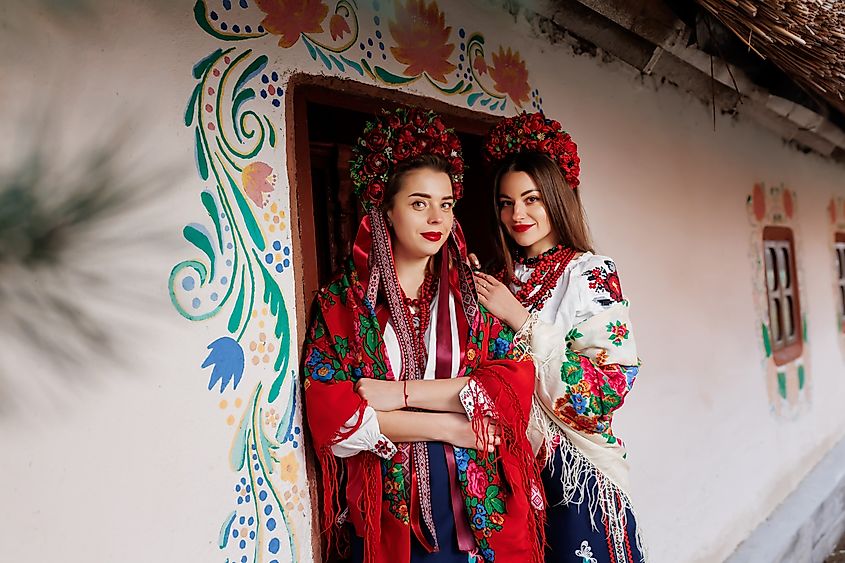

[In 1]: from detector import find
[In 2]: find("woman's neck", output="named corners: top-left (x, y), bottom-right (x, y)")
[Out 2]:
top-left (525, 235), bottom-right (561, 259)
top-left (393, 249), bottom-right (430, 299)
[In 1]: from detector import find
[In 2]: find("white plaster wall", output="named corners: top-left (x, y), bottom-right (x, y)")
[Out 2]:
top-left (2, 2), bottom-right (845, 563)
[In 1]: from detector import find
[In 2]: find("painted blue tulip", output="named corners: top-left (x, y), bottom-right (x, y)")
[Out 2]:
top-left (202, 336), bottom-right (245, 392)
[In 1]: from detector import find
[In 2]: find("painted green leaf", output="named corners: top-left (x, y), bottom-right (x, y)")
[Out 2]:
top-left (467, 93), bottom-right (484, 107)
top-left (329, 54), bottom-right (344, 71)
top-left (192, 47), bottom-right (223, 79)
top-left (183, 225), bottom-right (215, 281)
top-left (777, 371), bottom-right (787, 399)
top-left (490, 101), bottom-right (499, 111)
top-left (200, 191), bottom-right (223, 253)
top-left (480, 98), bottom-right (490, 106)
top-left (264, 116), bottom-right (276, 147)
top-left (255, 257), bottom-right (291, 403)
top-left (303, 37), bottom-right (318, 61)
top-left (436, 80), bottom-right (465, 95)
top-left (257, 413), bottom-right (276, 474)
top-left (314, 46), bottom-right (333, 70)
top-left (374, 66), bottom-right (416, 84)
top-left (218, 511), bottom-right (237, 548)
top-left (185, 83), bottom-right (201, 126)
top-left (762, 323), bottom-right (772, 357)
top-left (194, 127), bottom-right (209, 181)
top-left (798, 364), bottom-right (805, 390)
top-left (228, 271), bottom-right (246, 334)
top-left (233, 54), bottom-right (267, 95)
top-left (222, 165), bottom-right (265, 251)
top-left (341, 55), bottom-right (364, 75)
top-left (361, 58), bottom-right (376, 79)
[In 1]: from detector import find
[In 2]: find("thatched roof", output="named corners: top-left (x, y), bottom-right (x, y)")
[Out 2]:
top-left (695, 0), bottom-right (845, 113)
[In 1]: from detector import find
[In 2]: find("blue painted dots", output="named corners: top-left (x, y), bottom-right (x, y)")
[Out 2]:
top-left (227, 242), bottom-right (234, 249)
top-left (257, 477), bottom-right (264, 486)
top-left (269, 538), bottom-right (280, 554)
top-left (273, 240), bottom-right (282, 251)
top-left (248, 517), bottom-right (254, 525)
top-left (254, 463), bottom-right (260, 470)
top-left (232, 24), bottom-right (240, 33)
top-left (241, 557), bottom-right (248, 563)
top-left (192, 298), bottom-right (201, 309)
top-left (258, 25), bottom-right (264, 32)
top-left (249, 531), bottom-right (256, 540)
top-left (239, 515), bottom-right (246, 524)
top-left (245, 25), bottom-right (252, 33)
top-left (211, 292), bottom-right (219, 302)
top-left (239, 539), bottom-right (246, 549)
top-left (375, 30), bottom-right (382, 39)
top-left (221, 276), bottom-right (228, 284)
top-left (223, 0), bottom-right (231, 9)
top-left (262, 75), bottom-right (269, 84)
top-left (267, 518), bottom-right (277, 531)
top-left (367, 38), bottom-right (373, 46)
top-left (459, 28), bottom-right (466, 38)
top-left (259, 490), bottom-right (268, 501)
top-left (264, 505), bottom-right (273, 515)
top-left (240, 0), bottom-right (248, 7)
top-left (378, 42), bottom-right (385, 51)
top-left (272, 99), bottom-right (280, 107)
top-left (265, 253), bottom-right (273, 264)
top-left (233, 528), bottom-right (239, 538)
top-left (252, 453), bottom-right (258, 460)
top-left (210, 11), bottom-right (218, 20)
top-left (220, 22), bottom-right (228, 30)
top-left (224, 225), bottom-right (230, 231)
top-left (359, 42), bottom-right (365, 50)
top-left (182, 277), bottom-right (195, 291)
top-left (374, 16), bottom-right (380, 25)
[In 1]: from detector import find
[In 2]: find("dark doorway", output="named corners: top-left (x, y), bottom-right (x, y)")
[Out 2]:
top-left (288, 77), bottom-right (501, 319)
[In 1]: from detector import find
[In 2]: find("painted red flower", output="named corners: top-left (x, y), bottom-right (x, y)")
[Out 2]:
top-left (329, 13), bottom-right (350, 40)
top-left (473, 56), bottom-right (488, 76)
top-left (242, 162), bottom-right (275, 207)
top-left (389, 0), bottom-right (457, 83)
top-left (256, 0), bottom-right (329, 49)
top-left (489, 47), bottom-right (530, 107)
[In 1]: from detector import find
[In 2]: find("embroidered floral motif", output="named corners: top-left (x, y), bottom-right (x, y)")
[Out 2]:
top-left (606, 320), bottom-right (629, 347)
top-left (575, 539), bottom-right (598, 563)
top-left (583, 260), bottom-right (623, 306)
top-left (456, 447), bottom-right (506, 561)
top-left (382, 456), bottom-right (410, 523)
top-left (372, 437), bottom-right (397, 459)
top-left (594, 349), bottom-right (609, 366)
top-left (565, 327), bottom-right (583, 349)
top-left (554, 350), bottom-right (632, 441)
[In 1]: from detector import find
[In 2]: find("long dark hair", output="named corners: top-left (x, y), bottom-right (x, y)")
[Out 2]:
top-left (492, 152), bottom-right (593, 277)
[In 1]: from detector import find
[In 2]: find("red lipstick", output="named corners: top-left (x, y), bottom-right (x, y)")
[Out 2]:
top-left (512, 224), bottom-right (533, 233)
top-left (422, 231), bottom-right (443, 241)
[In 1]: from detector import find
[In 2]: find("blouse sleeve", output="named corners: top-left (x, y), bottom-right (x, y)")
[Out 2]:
top-left (303, 304), bottom-right (397, 460)
top-left (526, 255), bottom-right (639, 438)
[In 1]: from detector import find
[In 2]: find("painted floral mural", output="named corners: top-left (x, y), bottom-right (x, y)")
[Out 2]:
top-left (747, 182), bottom-right (811, 417)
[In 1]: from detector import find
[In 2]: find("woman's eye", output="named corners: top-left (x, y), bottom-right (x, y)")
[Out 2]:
top-left (441, 201), bottom-right (454, 210)
top-left (412, 200), bottom-right (427, 209)
top-left (526, 196), bottom-right (540, 204)
top-left (498, 200), bottom-right (513, 208)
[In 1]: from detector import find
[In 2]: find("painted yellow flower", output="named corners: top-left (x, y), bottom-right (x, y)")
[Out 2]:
top-left (279, 451), bottom-right (300, 482)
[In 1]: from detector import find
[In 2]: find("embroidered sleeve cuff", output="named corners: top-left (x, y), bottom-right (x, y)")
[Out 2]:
top-left (330, 406), bottom-right (397, 459)
top-left (459, 379), bottom-right (494, 420)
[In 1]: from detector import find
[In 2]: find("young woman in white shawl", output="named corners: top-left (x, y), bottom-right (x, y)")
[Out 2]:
top-left (472, 112), bottom-right (645, 563)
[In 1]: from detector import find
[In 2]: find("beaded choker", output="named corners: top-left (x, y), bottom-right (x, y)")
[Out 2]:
top-left (403, 270), bottom-right (438, 369)
top-left (511, 244), bottom-right (578, 312)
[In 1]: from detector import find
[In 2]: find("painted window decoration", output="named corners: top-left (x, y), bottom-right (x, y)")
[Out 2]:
top-left (835, 233), bottom-right (845, 332)
top-left (827, 197), bottom-right (845, 359)
top-left (762, 227), bottom-right (802, 364)
top-left (747, 182), bottom-right (810, 416)
top-left (191, 0), bottom-right (544, 112)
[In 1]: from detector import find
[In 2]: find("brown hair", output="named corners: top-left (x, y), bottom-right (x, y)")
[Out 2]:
top-left (381, 153), bottom-right (453, 211)
top-left (492, 152), bottom-right (593, 277)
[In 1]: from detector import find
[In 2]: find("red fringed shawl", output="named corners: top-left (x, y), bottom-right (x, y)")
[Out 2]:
top-left (302, 215), bottom-right (544, 563)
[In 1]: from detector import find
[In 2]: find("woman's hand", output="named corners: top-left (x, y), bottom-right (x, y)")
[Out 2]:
top-left (354, 379), bottom-right (405, 411)
top-left (473, 271), bottom-right (529, 331)
top-left (444, 413), bottom-right (501, 452)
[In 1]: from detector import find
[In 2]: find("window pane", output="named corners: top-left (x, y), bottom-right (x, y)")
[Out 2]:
top-left (780, 246), bottom-right (791, 289)
top-left (785, 296), bottom-right (794, 339)
top-left (771, 297), bottom-right (782, 344)
top-left (766, 247), bottom-right (778, 291)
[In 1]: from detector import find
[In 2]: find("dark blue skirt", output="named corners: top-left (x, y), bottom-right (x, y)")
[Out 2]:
top-left (348, 442), bottom-right (470, 562)
top-left (543, 445), bottom-right (643, 563)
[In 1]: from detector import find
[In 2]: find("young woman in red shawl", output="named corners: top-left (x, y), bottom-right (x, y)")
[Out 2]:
top-left (302, 107), bottom-right (544, 563)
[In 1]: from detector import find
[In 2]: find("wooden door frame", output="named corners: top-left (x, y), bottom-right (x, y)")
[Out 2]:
top-left (283, 73), bottom-right (498, 560)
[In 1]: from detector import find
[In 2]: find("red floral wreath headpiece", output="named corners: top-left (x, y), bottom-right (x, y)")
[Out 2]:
top-left (483, 111), bottom-right (580, 190)
top-left (350, 107), bottom-right (464, 209)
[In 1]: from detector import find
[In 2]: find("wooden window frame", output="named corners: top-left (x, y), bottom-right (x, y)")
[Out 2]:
top-left (762, 226), bottom-right (802, 365)
top-left (835, 233), bottom-right (845, 332)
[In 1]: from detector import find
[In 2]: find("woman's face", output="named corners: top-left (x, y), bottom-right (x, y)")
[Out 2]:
top-left (386, 168), bottom-right (455, 260)
top-left (497, 171), bottom-right (558, 254)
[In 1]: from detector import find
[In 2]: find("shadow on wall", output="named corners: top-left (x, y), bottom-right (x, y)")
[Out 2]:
top-left (0, 116), bottom-right (185, 416)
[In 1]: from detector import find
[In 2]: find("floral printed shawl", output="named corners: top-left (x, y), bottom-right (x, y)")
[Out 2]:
top-left (302, 212), bottom-right (544, 563)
